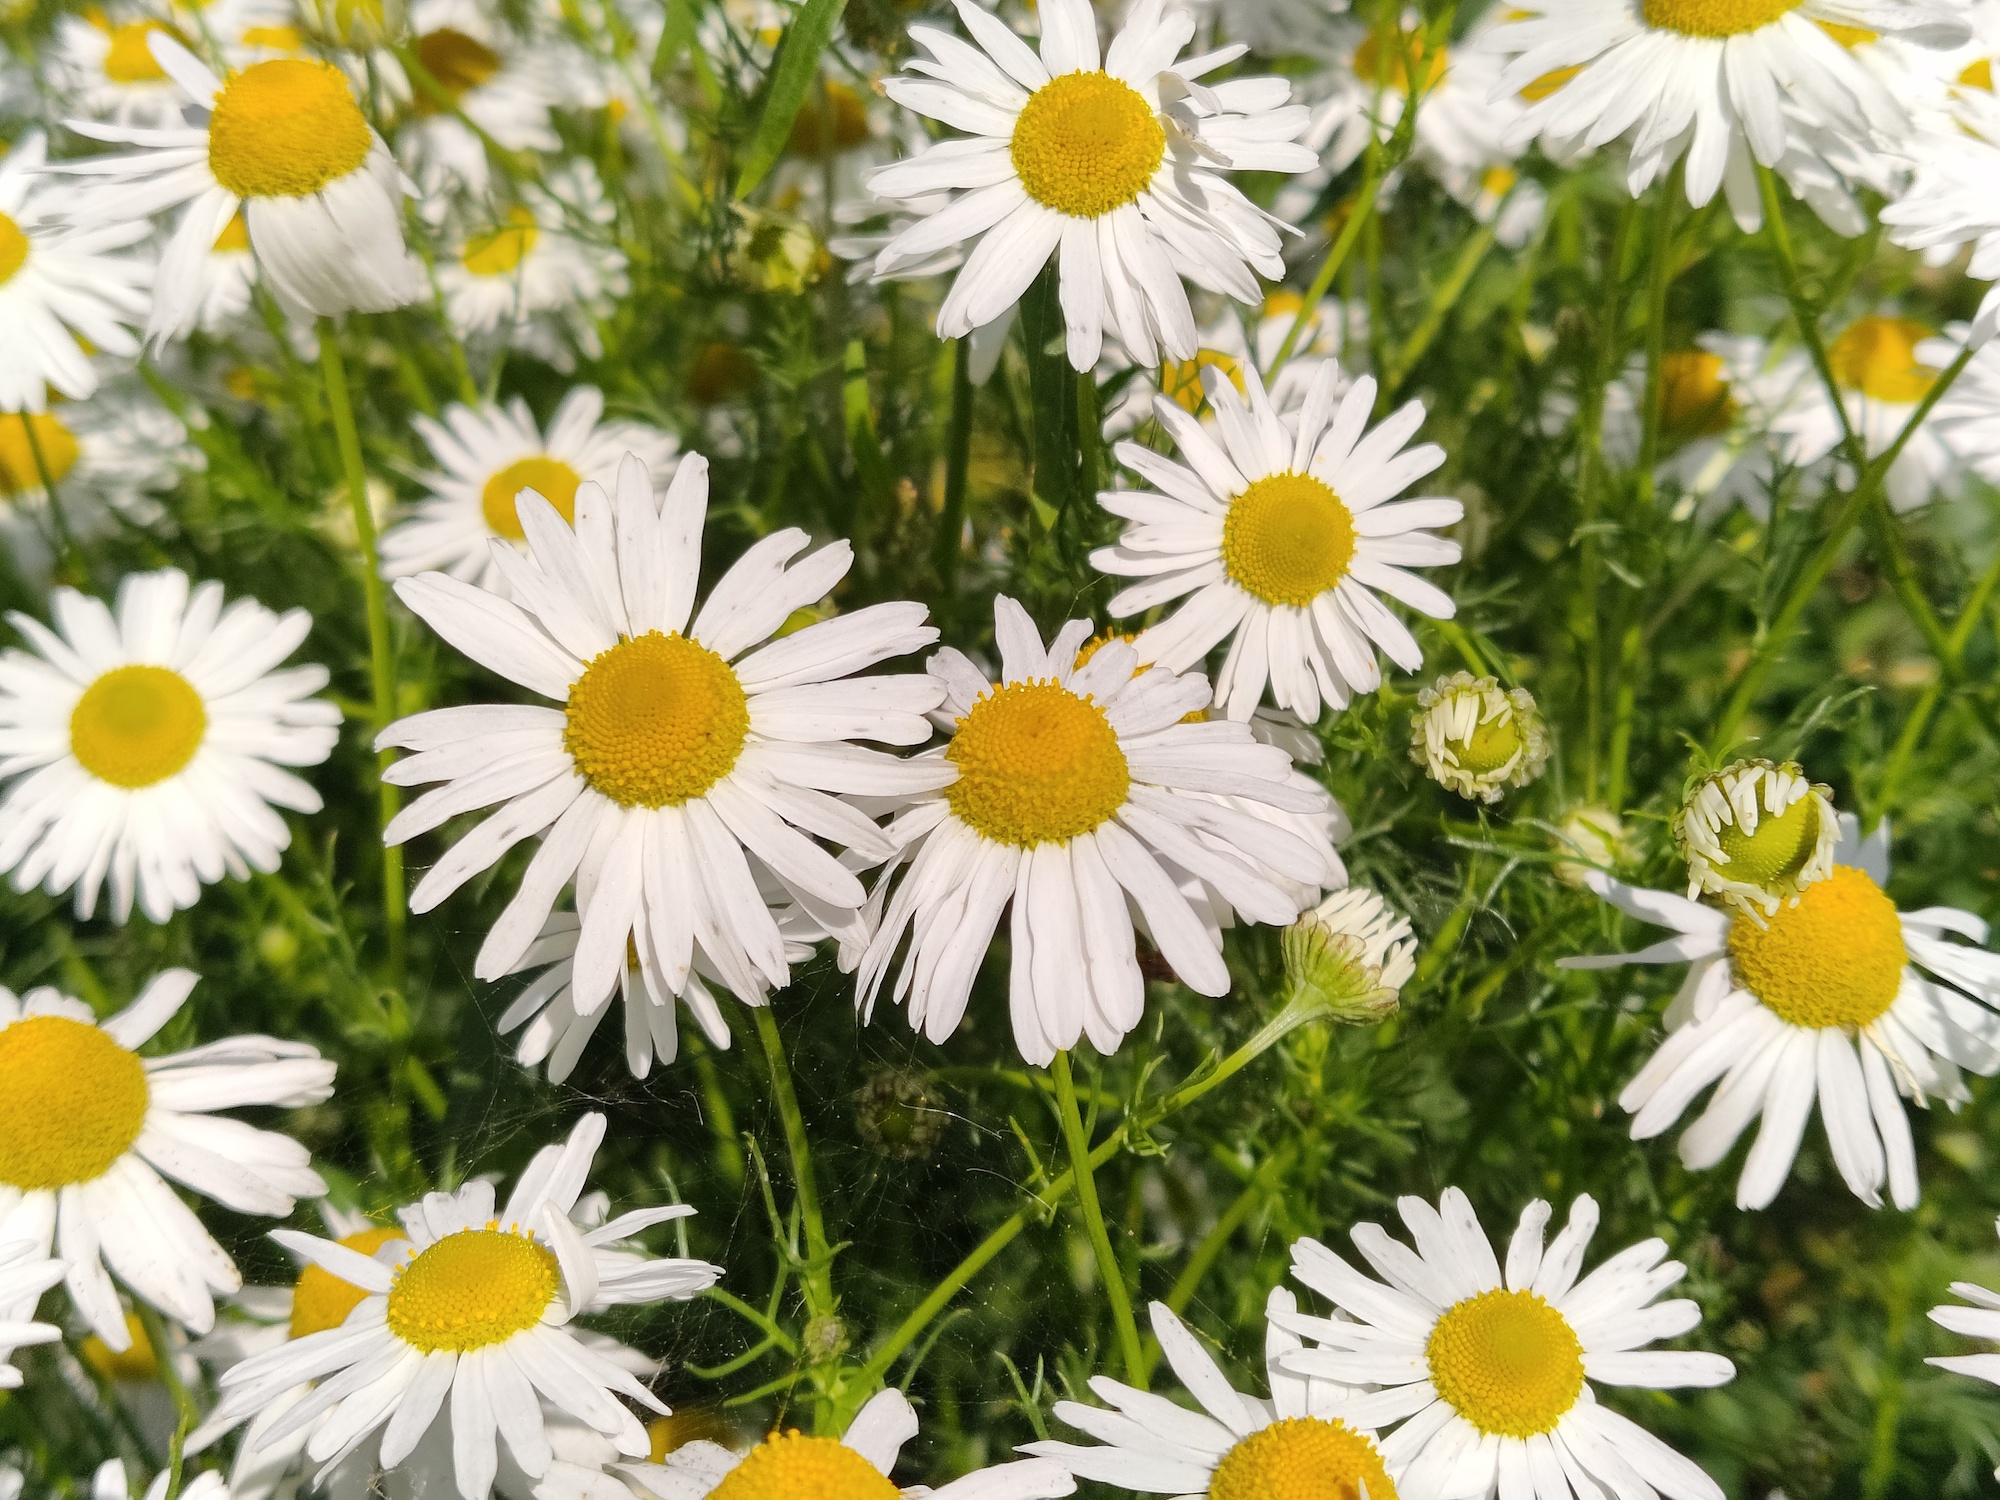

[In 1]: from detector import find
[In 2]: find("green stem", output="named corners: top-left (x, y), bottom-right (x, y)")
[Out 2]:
top-left (1873, 542), bottom-right (2000, 818)
top-left (134, 1302), bottom-right (197, 1498)
top-left (750, 1004), bottom-right (836, 1315)
top-left (1633, 173), bottom-right (1680, 506)
top-left (1388, 220), bottom-right (1496, 395)
top-left (935, 337), bottom-right (974, 596)
top-left (1268, 165), bottom-right (1384, 376)
top-left (1076, 367), bottom-right (1102, 506)
top-left (1757, 165), bottom-right (1864, 472)
top-left (318, 318), bottom-right (406, 980)
top-left (1051, 1050), bottom-right (1145, 1387)
top-left (18, 411), bottom-right (77, 573)
top-left (1604, 621), bottom-right (1643, 812)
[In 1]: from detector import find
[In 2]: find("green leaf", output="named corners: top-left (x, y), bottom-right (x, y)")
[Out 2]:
top-left (734, 0), bottom-right (845, 200)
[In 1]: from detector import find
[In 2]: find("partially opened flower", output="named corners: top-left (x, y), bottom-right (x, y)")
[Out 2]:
top-left (1671, 758), bottom-right (1836, 915)
top-left (1563, 817), bottom-right (2000, 1209)
top-left (1284, 885), bottom-right (1418, 1024)
top-left (1409, 671), bottom-right (1549, 803)
top-left (395, 0), bottom-right (577, 200)
top-left (1280, 1189), bottom-right (1735, 1499)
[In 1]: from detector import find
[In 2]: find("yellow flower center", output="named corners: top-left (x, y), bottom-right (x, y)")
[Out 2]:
top-left (208, 59), bottom-right (372, 199)
top-left (787, 79), bottom-right (871, 158)
top-left (103, 21), bottom-right (171, 82)
top-left (0, 412), bottom-right (82, 495)
top-left (1209, 1417), bottom-right (1399, 1500)
top-left (1962, 57), bottom-right (1995, 90)
top-left (1222, 471), bottom-right (1358, 607)
top-left (462, 205), bottom-right (539, 277)
top-left (563, 632), bottom-right (751, 809)
top-left (1161, 349), bottom-right (1245, 415)
top-left (0, 211), bottom-right (26, 286)
top-left (1713, 792), bottom-right (1819, 889)
top-left (1448, 710), bottom-right (1523, 777)
top-left (70, 664), bottom-right (208, 788)
top-left (945, 679), bottom-right (1130, 846)
top-left (238, 23), bottom-right (303, 50)
top-left (1519, 63), bottom-right (1581, 101)
top-left (1010, 70), bottom-right (1165, 220)
top-left (1481, 165), bottom-right (1519, 197)
top-left (384, 1227), bottom-right (559, 1353)
top-left (213, 212), bottom-right (251, 252)
top-left (1659, 349), bottom-right (1736, 440)
top-left (1351, 31), bottom-right (1448, 94)
top-left (290, 1226), bottom-right (407, 1340)
top-left (0, 1016), bottom-right (149, 1191)
top-left (81, 1313), bottom-right (156, 1382)
top-left (1641, 0), bottom-right (1800, 36)
top-left (1728, 866), bottom-right (1906, 1030)
top-left (709, 1432), bottom-right (900, 1500)
top-left (1426, 1288), bottom-right (1586, 1438)
top-left (1827, 316), bottom-right (1938, 404)
top-left (413, 28), bottom-right (501, 112)
top-left (481, 453), bottom-right (582, 537)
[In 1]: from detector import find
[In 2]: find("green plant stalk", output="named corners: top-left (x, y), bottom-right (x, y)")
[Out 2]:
top-left (134, 1302), bottom-right (198, 1500)
top-left (1268, 165), bottom-right (1384, 376)
top-left (749, 1005), bottom-right (838, 1339)
top-left (1633, 174), bottom-right (1680, 505)
top-left (1388, 219), bottom-right (1497, 395)
top-left (18, 411), bottom-right (78, 572)
top-left (935, 338), bottom-right (974, 595)
top-left (1873, 541), bottom-right (2000, 817)
top-left (1756, 165), bottom-right (1865, 472)
top-left (1051, 1050), bottom-right (1145, 1387)
top-left (1077, 369), bottom-right (1102, 505)
top-left (318, 319), bottom-right (407, 977)
top-left (1604, 621), bottom-right (1643, 812)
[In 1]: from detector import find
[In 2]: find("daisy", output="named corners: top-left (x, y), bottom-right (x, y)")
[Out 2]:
top-left (46, 13), bottom-right (193, 128)
top-left (0, 133), bottom-right (151, 415)
top-left (1616, 334), bottom-right (1786, 519)
top-left (868, 0), bottom-right (1318, 371)
top-left (379, 386), bottom-right (680, 588)
top-left (1563, 815), bottom-right (2000, 1210)
top-left (1093, 358), bottom-right (1462, 723)
top-left (59, 1463), bottom-right (226, 1500)
top-left (1926, 1215), bottom-right (2000, 1481)
top-left (611, 1385), bottom-right (1074, 1500)
top-left (191, 209), bottom-right (258, 333)
top-left (395, 0), bottom-right (576, 201)
top-left (1929, 320), bottom-right (2000, 485)
top-left (198, 1114), bottom-right (721, 1500)
top-left (0, 969), bottom-right (334, 1349)
top-left (1408, 671), bottom-right (1550, 803)
top-left (380, 451), bottom-right (946, 1028)
top-left (55, 33), bottom-right (423, 342)
top-left (1670, 758), bottom-right (1836, 914)
top-left (851, 597), bottom-right (1336, 1066)
top-left (1026, 1290), bottom-right (1397, 1497)
top-left (1881, 98), bottom-right (2000, 344)
top-left (1278, 1188), bottom-right (1736, 1499)
top-left (0, 568), bottom-right (339, 922)
top-left (1286, 884), bottom-right (1419, 1023)
top-left (0, 1238), bottom-right (67, 1386)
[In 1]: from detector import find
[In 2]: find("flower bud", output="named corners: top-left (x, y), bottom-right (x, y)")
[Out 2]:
top-left (1283, 887), bottom-right (1416, 1022)
top-left (1409, 672), bottom-right (1549, 803)
top-left (1553, 805), bottom-right (1630, 887)
top-left (1672, 758), bottom-right (1836, 915)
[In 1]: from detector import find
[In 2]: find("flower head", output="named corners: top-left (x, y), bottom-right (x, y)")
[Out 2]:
top-left (1409, 671), bottom-right (1549, 802)
top-left (1283, 885), bottom-right (1417, 1024)
top-left (1672, 757), bottom-right (1836, 915)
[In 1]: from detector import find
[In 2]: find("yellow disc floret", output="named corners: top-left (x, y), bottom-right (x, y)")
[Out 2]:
top-left (481, 454), bottom-right (582, 537)
top-left (290, 1225), bottom-right (407, 1339)
top-left (413, 28), bottom-right (501, 111)
top-left (946, 679), bottom-right (1130, 846)
top-left (1426, 1288), bottom-right (1586, 1438)
top-left (385, 1227), bottom-right (559, 1353)
top-left (1642, 0), bottom-right (1800, 36)
top-left (1827, 316), bottom-right (1938, 404)
top-left (81, 1314), bottom-right (157, 1382)
top-left (1222, 472), bottom-right (1358, 606)
top-left (709, 1432), bottom-right (900, 1500)
top-left (1011, 71), bottom-right (1165, 219)
top-left (1728, 866), bottom-right (1906, 1030)
top-left (103, 21), bottom-right (172, 82)
top-left (462, 205), bottom-right (539, 277)
top-left (70, 665), bottom-right (208, 789)
top-left (1210, 1417), bottom-right (1399, 1500)
top-left (1713, 791), bottom-right (1819, 891)
top-left (1659, 350), bottom-right (1736, 440)
top-left (208, 59), bottom-right (372, 199)
top-left (564, 632), bottom-right (751, 808)
top-left (1161, 349), bottom-right (1245, 414)
top-left (0, 412), bottom-right (82, 495)
top-left (0, 1016), bottom-right (149, 1190)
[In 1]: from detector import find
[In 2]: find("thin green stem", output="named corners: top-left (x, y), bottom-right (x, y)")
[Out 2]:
top-left (1077, 368), bottom-right (1102, 511)
top-left (133, 1302), bottom-right (197, 1498)
top-left (1757, 165), bottom-right (1864, 472)
top-left (750, 1004), bottom-right (835, 1314)
top-left (1051, 1050), bottom-right (1144, 1387)
top-left (1388, 220), bottom-right (1496, 395)
top-left (1873, 541), bottom-right (2000, 818)
top-left (1604, 621), bottom-right (1643, 812)
top-left (1633, 174), bottom-right (1680, 505)
top-left (935, 337), bottom-right (973, 596)
top-left (1269, 165), bottom-right (1384, 376)
top-left (18, 412), bottom-right (77, 572)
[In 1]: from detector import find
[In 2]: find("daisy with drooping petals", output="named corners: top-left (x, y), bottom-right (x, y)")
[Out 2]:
top-left (381, 452), bottom-right (947, 1056)
top-left (0, 568), bottom-right (339, 923)
top-left (380, 388), bottom-right (680, 587)
top-left (0, 1239), bottom-right (67, 1385)
top-left (1926, 1216), bottom-right (2000, 1481)
top-left (1094, 359), bottom-right (1461, 723)
top-left (394, 0), bottom-right (577, 201)
top-left (852, 597), bottom-right (1336, 1066)
top-left (0, 970), bottom-right (333, 1350)
top-left (868, 0), bottom-right (1317, 371)
top-left (1563, 816), bottom-right (2000, 1210)
top-left (611, 1386), bottom-right (1074, 1500)
top-left (1279, 1189), bottom-right (1735, 1500)
top-left (55, 33), bottom-right (422, 342)
top-left (1025, 1291), bottom-right (1397, 1498)
top-left (1883, 92), bottom-right (2000, 345)
top-left (201, 1115), bottom-right (721, 1500)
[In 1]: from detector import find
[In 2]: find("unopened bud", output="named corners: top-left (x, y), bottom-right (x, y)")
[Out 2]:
top-left (1283, 887), bottom-right (1416, 1022)
top-left (1409, 672), bottom-right (1549, 803)
top-left (1672, 758), bottom-right (1835, 915)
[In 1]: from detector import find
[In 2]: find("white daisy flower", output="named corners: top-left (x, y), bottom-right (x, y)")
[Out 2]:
top-left (0, 969), bottom-right (334, 1348)
top-left (1465, 164), bottom-right (1549, 250)
top-left (380, 452), bottom-right (946, 1027)
top-left (0, 568), bottom-right (339, 922)
top-left (55, 34), bottom-right (423, 342)
top-left (610, 1385), bottom-right (1074, 1500)
top-left (1562, 815), bottom-right (2000, 1210)
top-left (1279, 1188), bottom-right (1736, 1499)
top-left (1628, 334), bottom-right (1786, 519)
top-left (46, 14), bottom-right (192, 128)
top-left (1203, 0), bottom-right (1355, 62)
top-left (1093, 359), bottom-right (1461, 723)
top-left (64, 1461), bottom-right (228, 1500)
top-left (1881, 96), bottom-right (2000, 344)
top-left (191, 209), bottom-right (258, 333)
top-left (852, 596), bottom-right (1336, 1066)
top-left (0, 133), bottom-right (151, 415)
top-left (1489, 0), bottom-right (1967, 228)
top-left (1286, 884), bottom-right (1418, 1022)
top-left (395, 0), bottom-right (576, 202)
top-left (868, 0), bottom-right (1318, 371)
top-left (380, 387), bottom-right (681, 588)
top-left (1025, 1290), bottom-right (1396, 1497)
top-left (1926, 1215), bottom-right (2000, 1481)
top-left (0, 1238), bottom-right (67, 1385)
top-left (199, 1114), bottom-right (721, 1500)
top-left (1929, 319), bottom-right (2000, 484)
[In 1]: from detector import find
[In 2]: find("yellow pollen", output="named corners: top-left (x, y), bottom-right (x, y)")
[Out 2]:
top-left (1728, 866), bottom-right (1906, 1030)
top-left (709, 1432), bottom-right (900, 1500)
top-left (1962, 57), bottom-right (1995, 90)
top-left (385, 1227), bottom-right (558, 1353)
top-left (208, 59), bottom-right (371, 199)
top-left (1011, 70), bottom-right (1164, 219)
top-left (946, 679), bottom-right (1129, 846)
top-left (1161, 349), bottom-right (1245, 414)
top-left (1641, 0), bottom-right (1800, 36)
top-left (1520, 63), bottom-right (1581, 101)
top-left (0, 1016), bottom-right (149, 1191)
top-left (1827, 316), bottom-right (1938, 404)
top-left (1210, 1417), bottom-right (1399, 1500)
top-left (787, 79), bottom-right (871, 157)
top-left (1714, 791), bottom-right (1820, 889)
top-left (213, 212), bottom-right (251, 252)
top-left (1427, 1288), bottom-right (1586, 1438)
top-left (1222, 471), bottom-right (1358, 606)
top-left (1352, 30), bottom-right (1449, 94)
top-left (564, 632), bottom-right (750, 808)
top-left (413, 28), bottom-right (501, 111)
top-left (0, 412), bottom-right (82, 496)
top-left (462, 204), bottom-right (539, 277)
top-left (481, 453), bottom-right (582, 537)
top-left (0, 211), bottom-right (25, 285)
top-left (1659, 349), bottom-right (1736, 440)
top-left (103, 21), bottom-right (172, 82)
top-left (81, 1314), bottom-right (156, 1382)
top-left (70, 665), bottom-right (208, 788)
top-left (290, 1226), bottom-right (406, 1340)
top-left (1817, 20), bottom-right (1877, 46)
